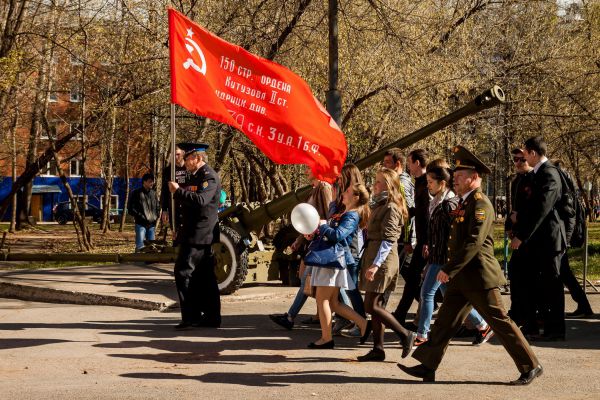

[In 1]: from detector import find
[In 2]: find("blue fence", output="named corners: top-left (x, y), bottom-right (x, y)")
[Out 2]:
top-left (0, 176), bottom-right (142, 222)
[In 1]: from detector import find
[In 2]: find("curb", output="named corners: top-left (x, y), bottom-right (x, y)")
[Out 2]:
top-left (0, 282), bottom-right (175, 312)
top-left (0, 281), bottom-right (297, 310)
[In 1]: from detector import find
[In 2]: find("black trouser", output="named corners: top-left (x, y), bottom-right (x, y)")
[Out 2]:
top-left (174, 244), bottom-right (221, 326)
top-left (392, 243), bottom-right (426, 324)
top-left (534, 250), bottom-right (566, 337)
top-left (507, 245), bottom-right (538, 333)
top-left (560, 253), bottom-right (592, 313)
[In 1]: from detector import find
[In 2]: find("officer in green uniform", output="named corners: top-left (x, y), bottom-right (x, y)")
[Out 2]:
top-left (168, 143), bottom-right (222, 329)
top-left (398, 145), bottom-right (542, 385)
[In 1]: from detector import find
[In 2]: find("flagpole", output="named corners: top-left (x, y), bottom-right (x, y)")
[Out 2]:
top-left (170, 103), bottom-right (176, 229)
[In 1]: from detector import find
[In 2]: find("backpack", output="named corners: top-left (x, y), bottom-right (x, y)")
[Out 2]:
top-left (555, 167), bottom-right (587, 248)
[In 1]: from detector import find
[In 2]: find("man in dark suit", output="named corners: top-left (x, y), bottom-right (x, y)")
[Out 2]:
top-left (511, 136), bottom-right (567, 341)
top-left (398, 145), bottom-right (541, 385)
top-left (168, 142), bottom-right (222, 329)
top-left (392, 149), bottom-right (430, 327)
top-left (505, 148), bottom-right (537, 333)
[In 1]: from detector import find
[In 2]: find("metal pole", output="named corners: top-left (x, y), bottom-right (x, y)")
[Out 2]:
top-left (583, 222), bottom-right (588, 293)
top-left (170, 104), bottom-right (176, 227)
top-left (326, 0), bottom-right (341, 126)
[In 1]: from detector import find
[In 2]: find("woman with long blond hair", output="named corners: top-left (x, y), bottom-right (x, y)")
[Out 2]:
top-left (358, 168), bottom-right (416, 361)
top-left (306, 183), bottom-right (371, 349)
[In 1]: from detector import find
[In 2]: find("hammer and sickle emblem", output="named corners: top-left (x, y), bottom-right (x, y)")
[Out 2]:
top-left (183, 30), bottom-right (207, 76)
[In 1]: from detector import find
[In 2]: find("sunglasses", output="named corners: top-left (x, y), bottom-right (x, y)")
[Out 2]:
top-left (513, 157), bottom-right (526, 163)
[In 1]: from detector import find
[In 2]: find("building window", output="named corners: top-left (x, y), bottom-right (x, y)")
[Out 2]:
top-left (40, 160), bottom-right (59, 176)
top-left (70, 159), bottom-right (82, 176)
top-left (70, 87), bottom-right (82, 102)
top-left (40, 120), bottom-right (59, 140)
top-left (100, 194), bottom-right (119, 212)
top-left (48, 91), bottom-right (58, 102)
top-left (69, 123), bottom-right (84, 140)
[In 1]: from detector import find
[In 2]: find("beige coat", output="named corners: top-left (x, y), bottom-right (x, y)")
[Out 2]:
top-left (359, 198), bottom-right (404, 293)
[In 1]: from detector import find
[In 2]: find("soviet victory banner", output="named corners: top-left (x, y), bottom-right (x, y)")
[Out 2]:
top-left (168, 8), bottom-right (347, 183)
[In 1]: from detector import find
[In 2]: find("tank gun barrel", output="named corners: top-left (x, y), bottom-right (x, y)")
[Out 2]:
top-left (354, 85), bottom-right (505, 170)
top-left (222, 85), bottom-right (505, 235)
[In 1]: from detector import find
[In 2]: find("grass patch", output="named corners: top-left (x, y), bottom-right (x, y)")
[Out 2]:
top-left (493, 222), bottom-right (600, 280)
top-left (0, 261), bottom-right (113, 270)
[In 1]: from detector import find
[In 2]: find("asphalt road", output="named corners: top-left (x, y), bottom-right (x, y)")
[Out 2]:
top-left (1, 293), bottom-right (599, 400)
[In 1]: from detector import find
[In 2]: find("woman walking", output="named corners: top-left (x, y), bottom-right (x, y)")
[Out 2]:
top-left (358, 168), bottom-right (416, 361)
top-left (307, 183), bottom-right (371, 349)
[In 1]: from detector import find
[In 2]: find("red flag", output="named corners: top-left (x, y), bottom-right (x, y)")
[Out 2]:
top-left (168, 8), bottom-right (346, 183)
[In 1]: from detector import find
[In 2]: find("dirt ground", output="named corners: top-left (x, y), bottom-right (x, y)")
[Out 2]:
top-left (1, 293), bottom-right (599, 400)
top-left (1, 223), bottom-right (136, 255)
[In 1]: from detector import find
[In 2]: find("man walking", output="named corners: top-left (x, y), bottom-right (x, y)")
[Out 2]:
top-left (511, 136), bottom-right (567, 341)
top-left (505, 148), bottom-right (536, 333)
top-left (392, 149), bottom-right (430, 327)
top-left (168, 143), bottom-right (222, 329)
top-left (128, 173), bottom-right (160, 252)
top-left (399, 146), bottom-right (541, 385)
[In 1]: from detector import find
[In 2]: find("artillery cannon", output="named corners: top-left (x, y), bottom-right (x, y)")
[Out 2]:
top-left (1, 86), bottom-right (505, 295)
top-left (214, 85), bottom-right (505, 293)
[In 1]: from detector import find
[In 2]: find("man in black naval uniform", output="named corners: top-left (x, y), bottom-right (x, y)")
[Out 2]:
top-left (168, 142), bottom-right (222, 329)
top-left (398, 146), bottom-right (542, 385)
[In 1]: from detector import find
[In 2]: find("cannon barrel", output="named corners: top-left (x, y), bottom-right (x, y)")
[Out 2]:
top-left (222, 85), bottom-right (505, 235)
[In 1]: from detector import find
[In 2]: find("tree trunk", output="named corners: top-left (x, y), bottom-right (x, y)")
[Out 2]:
top-left (9, 109), bottom-right (19, 233)
top-left (119, 113), bottom-right (131, 232)
top-left (101, 106), bottom-right (116, 232)
top-left (51, 147), bottom-right (93, 251)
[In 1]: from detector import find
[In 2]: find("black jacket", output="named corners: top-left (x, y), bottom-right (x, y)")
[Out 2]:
top-left (516, 161), bottom-right (567, 255)
top-left (173, 163), bottom-right (221, 246)
top-left (505, 170), bottom-right (534, 236)
top-left (409, 174), bottom-right (430, 247)
top-left (128, 187), bottom-right (160, 227)
top-left (161, 164), bottom-right (188, 211)
top-left (427, 194), bottom-right (459, 265)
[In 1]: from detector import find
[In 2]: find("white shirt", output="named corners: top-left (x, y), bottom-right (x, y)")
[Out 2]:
top-left (533, 156), bottom-right (548, 173)
top-left (461, 189), bottom-right (475, 202)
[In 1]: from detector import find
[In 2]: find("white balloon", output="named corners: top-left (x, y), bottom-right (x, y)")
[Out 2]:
top-left (291, 203), bottom-right (320, 235)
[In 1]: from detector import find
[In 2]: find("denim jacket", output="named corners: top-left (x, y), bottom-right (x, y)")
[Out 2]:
top-left (318, 210), bottom-right (360, 267)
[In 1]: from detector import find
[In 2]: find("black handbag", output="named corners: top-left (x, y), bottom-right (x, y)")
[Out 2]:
top-left (304, 234), bottom-right (347, 269)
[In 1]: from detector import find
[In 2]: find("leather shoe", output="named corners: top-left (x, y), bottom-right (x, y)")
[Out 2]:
top-left (510, 365), bottom-right (543, 385)
top-left (357, 348), bottom-right (385, 362)
top-left (360, 320), bottom-right (372, 345)
top-left (401, 331), bottom-right (417, 358)
top-left (269, 314), bottom-right (294, 330)
top-left (307, 340), bottom-right (334, 349)
top-left (397, 363), bottom-right (436, 382)
top-left (566, 308), bottom-right (593, 318)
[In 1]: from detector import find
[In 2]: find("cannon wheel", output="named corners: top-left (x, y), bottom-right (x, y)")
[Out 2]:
top-left (213, 225), bottom-right (248, 294)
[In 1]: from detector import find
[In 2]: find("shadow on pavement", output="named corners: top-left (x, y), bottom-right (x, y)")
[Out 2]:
top-left (0, 338), bottom-right (75, 350)
top-left (119, 371), bottom-right (513, 387)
